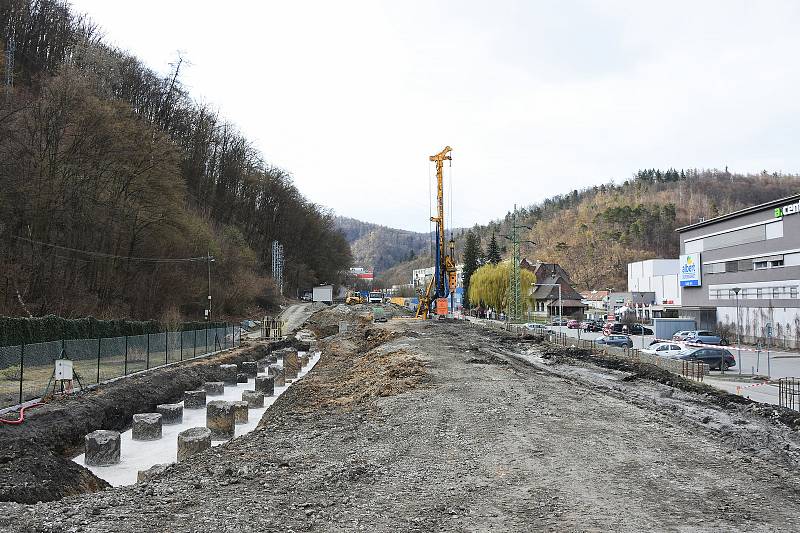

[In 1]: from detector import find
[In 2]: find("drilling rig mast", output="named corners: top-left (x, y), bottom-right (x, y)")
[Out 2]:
top-left (417, 146), bottom-right (457, 319)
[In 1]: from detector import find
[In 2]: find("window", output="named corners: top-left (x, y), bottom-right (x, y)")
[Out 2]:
top-left (725, 261), bottom-right (739, 273)
top-left (754, 261), bottom-right (768, 270)
top-left (792, 287), bottom-right (798, 299)
top-left (756, 288), bottom-right (763, 299)
top-left (774, 287), bottom-right (782, 299)
top-left (771, 259), bottom-right (784, 268)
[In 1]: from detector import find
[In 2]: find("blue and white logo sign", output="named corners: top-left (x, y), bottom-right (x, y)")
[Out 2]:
top-left (679, 253), bottom-right (702, 287)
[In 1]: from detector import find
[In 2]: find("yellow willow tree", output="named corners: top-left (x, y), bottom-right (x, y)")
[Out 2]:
top-left (467, 261), bottom-right (536, 313)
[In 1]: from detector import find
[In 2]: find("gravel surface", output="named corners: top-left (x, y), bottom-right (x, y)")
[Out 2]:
top-left (4, 312), bottom-right (800, 531)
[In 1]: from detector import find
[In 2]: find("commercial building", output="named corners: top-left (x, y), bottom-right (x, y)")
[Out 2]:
top-left (677, 194), bottom-right (800, 344)
top-left (608, 291), bottom-right (656, 321)
top-left (580, 290), bottom-right (610, 320)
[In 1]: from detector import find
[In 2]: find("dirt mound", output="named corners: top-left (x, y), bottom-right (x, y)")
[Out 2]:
top-left (0, 441), bottom-right (109, 504)
top-left (539, 342), bottom-right (800, 429)
top-left (304, 306), bottom-right (370, 338)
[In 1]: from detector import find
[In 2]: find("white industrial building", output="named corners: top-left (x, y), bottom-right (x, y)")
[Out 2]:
top-left (628, 259), bottom-right (681, 307)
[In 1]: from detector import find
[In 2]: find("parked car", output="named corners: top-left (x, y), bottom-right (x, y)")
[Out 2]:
top-left (581, 321), bottom-right (601, 332)
top-left (595, 335), bottom-right (633, 348)
top-left (603, 322), bottom-right (653, 336)
top-left (642, 342), bottom-right (685, 357)
top-left (672, 330), bottom-right (693, 341)
top-left (300, 292), bottom-right (312, 301)
top-left (524, 323), bottom-right (550, 333)
top-left (550, 317), bottom-right (569, 326)
top-left (567, 319), bottom-right (580, 329)
top-left (685, 331), bottom-right (722, 345)
top-left (678, 347), bottom-right (735, 370)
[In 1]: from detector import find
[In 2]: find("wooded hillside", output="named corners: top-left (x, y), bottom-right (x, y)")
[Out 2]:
top-left (335, 216), bottom-right (431, 273)
top-left (374, 169), bottom-right (800, 291)
top-left (0, 0), bottom-right (351, 320)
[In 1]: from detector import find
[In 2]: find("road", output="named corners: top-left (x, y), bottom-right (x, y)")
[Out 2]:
top-left (6, 310), bottom-right (800, 531)
top-left (279, 302), bottom-right (314, 334)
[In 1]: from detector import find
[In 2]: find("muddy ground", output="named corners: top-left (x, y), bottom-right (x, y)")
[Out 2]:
top-left (4, 310), bottom-right (800, 531)
top-left (0, 337), bottom-right (303, 504)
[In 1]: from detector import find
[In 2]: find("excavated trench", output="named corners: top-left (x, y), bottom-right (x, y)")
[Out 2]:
top-left (0, 335), bottom-right (312, 504)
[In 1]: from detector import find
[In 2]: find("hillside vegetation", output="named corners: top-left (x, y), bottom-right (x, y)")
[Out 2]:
top-left (0, 0), bottom-right (351, 320)
top-left (335, 216), bottom-right (431, 273)
top-left (375, 169), bottom-right (800, 291)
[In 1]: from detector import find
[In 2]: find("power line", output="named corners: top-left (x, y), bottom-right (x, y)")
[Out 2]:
top-left (14, 236), bottom-right (211, 263)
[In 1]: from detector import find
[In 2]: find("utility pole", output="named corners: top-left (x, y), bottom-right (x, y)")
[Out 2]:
top-left (501, 205), bottom-right (533, 322)
top-left (5, 35), bottom-right (15, 102)
top-left (207, 252), bottom-right (215, 321)
top-left (272, 240), bottom-right (284, 296)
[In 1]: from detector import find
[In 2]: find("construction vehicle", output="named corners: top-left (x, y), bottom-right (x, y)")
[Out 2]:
top-left (368, 291), bottom-right (384, 304)
top-left (416, 146), bottom-right (458, 319)
top-left (345, 290), bottom-right (364, 305)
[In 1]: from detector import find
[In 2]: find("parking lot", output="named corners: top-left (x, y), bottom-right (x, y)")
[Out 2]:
top-left (556, 324), bottom-right (800, 380)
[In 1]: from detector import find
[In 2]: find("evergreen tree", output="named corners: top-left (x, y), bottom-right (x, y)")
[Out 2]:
top-left (461, 231), bottom-right (482, 309)
top-left (487, 233), bottom-right (501, 264)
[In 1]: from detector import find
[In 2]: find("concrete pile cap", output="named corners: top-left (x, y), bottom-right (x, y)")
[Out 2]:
top-left (203, 381), bottom-right (225, 395)
top-left (255, 375), bottom-right (275, 395)
top-left (219, 364), bottom-right (239, 385)
top-left (156, 403), bottom-right (184, 424)
top-left (85, 430), bottom-right (121, 466)
top-left (232, 401), bottom-right (249, 424)
top-left (269, 364), bottom-right (285, 387)
top-left (242, 390), bottom-right (264, 408)
top-left (132, 413), bottom-right (163, 441)
top-left (206, 400), bottom-right (236, 440)
top-left (241, 361), bottom-right (258, 377)
top-left (184, 389), bottom-right (207, 409)
top-left (177, 427), bottom-right (212, 462)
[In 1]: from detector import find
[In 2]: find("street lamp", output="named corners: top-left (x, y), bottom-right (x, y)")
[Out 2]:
top-left (207, 252), bottom-right (216, 322)
top-left (732, 287), bottom-right (741, 375)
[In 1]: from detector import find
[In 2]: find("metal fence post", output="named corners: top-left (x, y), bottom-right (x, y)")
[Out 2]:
top-left (124, 335), bottom-right (128, 375)
top-left (165, 331), bottom-right (168, 365)
top-left (146, 333), bottom-right (150, 369)
top-left (180, 330), bottom-right (183, 361)
top-left (194, 329), bottom-right (197, 358)
top-left (18, 343), bottom-right (25, 404)
top-left (96, 337), bottom-right (101, 383)
top-left (205, 325), bottom-right (209, 354)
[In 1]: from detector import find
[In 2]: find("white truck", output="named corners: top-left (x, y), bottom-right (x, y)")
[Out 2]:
top-left (368, 291), bottom-right (383, 304)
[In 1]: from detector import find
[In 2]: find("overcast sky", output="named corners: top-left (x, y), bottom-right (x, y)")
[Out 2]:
top-left (70, 0), bottom-right (800, 232)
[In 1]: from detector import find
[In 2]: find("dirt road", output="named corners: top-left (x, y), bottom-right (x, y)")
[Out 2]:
top-left (4, 313), bottom-right (800, 532)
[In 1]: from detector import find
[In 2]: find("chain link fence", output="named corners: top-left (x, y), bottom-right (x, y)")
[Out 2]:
top-left (0, 325), bottom-right (241, 409)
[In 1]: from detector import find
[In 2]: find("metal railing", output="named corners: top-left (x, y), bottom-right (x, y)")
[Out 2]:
top-left (0, 325), bottom-right (241, 410)
top-left (779, 378), bottom-right (800, 411)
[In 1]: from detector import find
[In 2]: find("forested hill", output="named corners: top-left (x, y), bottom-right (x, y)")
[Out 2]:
top-left (335, 217), bottom-right (430, 273)
top-left (0, 0), bottom-right (351, 320)
top-left (375, 169), bottom-right (800, 291)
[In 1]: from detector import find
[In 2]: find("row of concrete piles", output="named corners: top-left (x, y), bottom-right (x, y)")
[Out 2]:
top-left (84, 348), bottom-right (312, 471)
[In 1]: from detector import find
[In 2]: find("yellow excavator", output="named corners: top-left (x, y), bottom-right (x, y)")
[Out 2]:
top-left (416, 146), bottom-right (458, 319)
top-left (345, 290), bottom-right (364, 305)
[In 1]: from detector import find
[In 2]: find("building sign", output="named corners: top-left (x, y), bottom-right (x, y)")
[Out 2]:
top-left (679, 253), bottom-right (702, 287)
top-left (775, 201), bottom-right (800, 217)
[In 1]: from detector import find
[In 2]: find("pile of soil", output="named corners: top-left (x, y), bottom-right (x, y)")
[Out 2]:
top-left (538, 341), bottom-right (800, 429)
